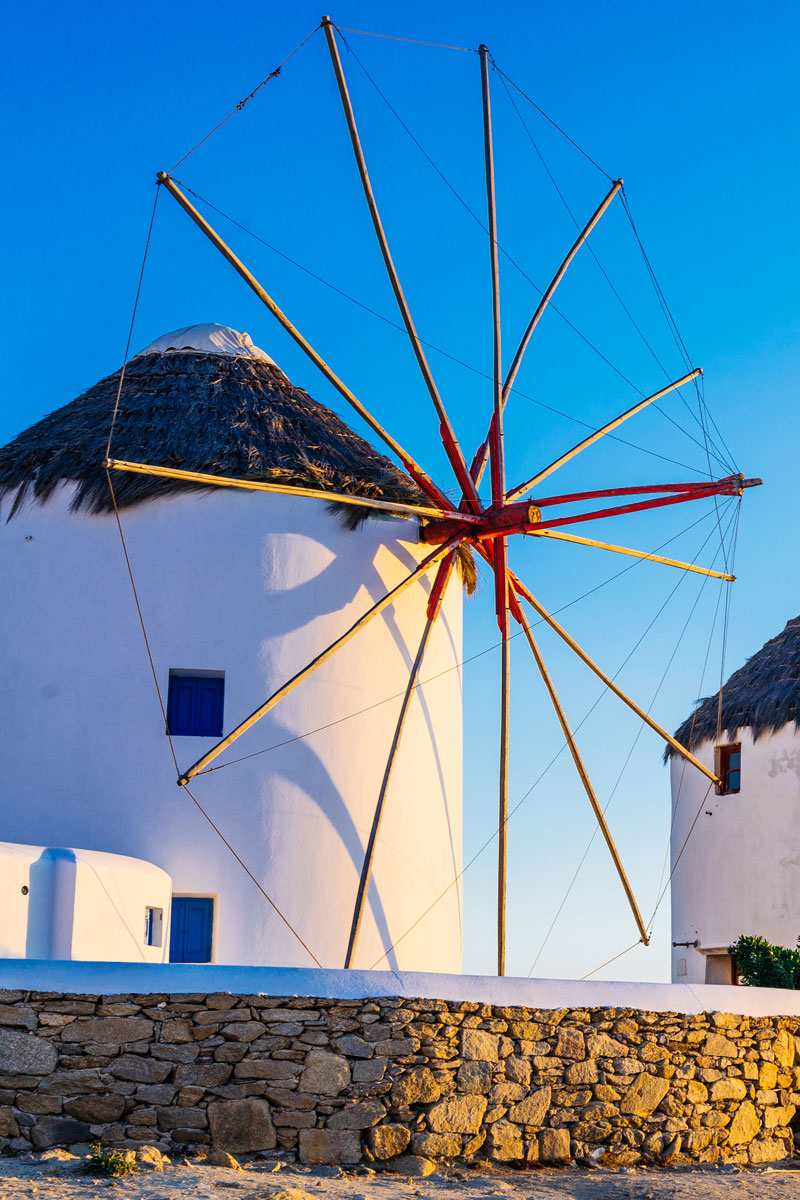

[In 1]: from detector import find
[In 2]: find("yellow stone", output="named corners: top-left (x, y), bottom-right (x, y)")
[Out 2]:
top-left (759, 1062), bottom-right (778, 1089)
top-left (687, 1080), bottom-right (708, 1103)
top-left (728, 1100), bottom-right (760, 1146)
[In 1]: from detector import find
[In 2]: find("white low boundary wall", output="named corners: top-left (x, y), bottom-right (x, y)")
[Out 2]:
top-left (2, 960), bottom-right (799, 1017)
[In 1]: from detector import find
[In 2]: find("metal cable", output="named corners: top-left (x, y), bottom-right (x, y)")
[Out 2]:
top-left (104, 188), bottom-right (160, 461)
top-left (168, 24), bottom-right (322, 173)
top-left (368, 506), bottom-right (731, 969)
top-left (527, 503), bottom-right (737, 975)
top-left (103, 199), bottom-right (320, 966)
top-left (173, 179), bottom-right (711, 479)
top-left (199, 505), bottom-right (725, 776)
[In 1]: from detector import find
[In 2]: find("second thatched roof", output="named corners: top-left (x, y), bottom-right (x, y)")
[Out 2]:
top-left (670, 616), bottom-right (800, 753)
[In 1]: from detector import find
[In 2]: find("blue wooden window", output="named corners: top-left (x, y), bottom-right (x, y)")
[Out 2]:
top-left (169, 897), bottom-right (213, 963)
top-left (715, 742), bottom-right (741, 795)
top-left (167, 672), bottom-right (224, 737)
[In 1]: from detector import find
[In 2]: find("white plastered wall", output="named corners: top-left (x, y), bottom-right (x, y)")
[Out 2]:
top-left (669, 725), bottom-right (800, 983)
top-left (0, 842), bottom-right (172, 962)
top-left (0, 483), bottom-right (463, 972)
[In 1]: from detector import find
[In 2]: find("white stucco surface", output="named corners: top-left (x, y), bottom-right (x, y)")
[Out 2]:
top-left (670, 725), bottom-right (800, 984)
top-left (0, 482), bottom-right (463, 972)
top-left (0, 842), bottom-right (171, 962)
top-left (1, 960), bottom-right (799, 1017)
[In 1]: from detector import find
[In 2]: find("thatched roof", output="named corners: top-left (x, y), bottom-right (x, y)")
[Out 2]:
top-left (0, 340), bottom-right (429, 521)
top-left (669, 617), bottom-right (800, 754)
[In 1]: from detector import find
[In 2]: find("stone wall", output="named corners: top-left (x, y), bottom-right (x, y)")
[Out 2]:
top-left (0, 989), bottom-right (798, 1169)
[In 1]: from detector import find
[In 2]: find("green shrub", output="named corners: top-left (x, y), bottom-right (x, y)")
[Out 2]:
top-left (83, 1143), bottom-right (137, 1178)
top-left (728, 934), bottom-right (800, 988)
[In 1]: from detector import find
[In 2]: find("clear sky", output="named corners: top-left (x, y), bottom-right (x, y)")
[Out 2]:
top-left (3, 0), bottom-right (798, 982)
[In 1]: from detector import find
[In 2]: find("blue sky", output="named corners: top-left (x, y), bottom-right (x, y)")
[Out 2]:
top-left (3, 0), bottom-right (798, 981)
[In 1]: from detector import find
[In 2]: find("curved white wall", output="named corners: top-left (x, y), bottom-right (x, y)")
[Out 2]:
top-left (0, 483), bottom-right (463, 972)
top-left (0, 841), bottom-right (172, 962)
top-left (669, 726), bottom-right (800, 983)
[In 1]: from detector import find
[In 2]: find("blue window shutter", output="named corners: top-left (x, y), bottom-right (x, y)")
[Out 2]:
top-left (170, 897), bottom-right (213, 963)
top-left (196, 680), bottom-right (224, 737)
top-left (167, 674), bottom-right (224, 737)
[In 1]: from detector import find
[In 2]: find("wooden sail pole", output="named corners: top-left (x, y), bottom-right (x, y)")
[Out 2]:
top-left (470, 179), bottom-right (624, 489)
top-left (501, 179), bottom-right (623, 404)
top-left (106, 459), bottom-right (480, 523)
top-left (343, 550), bottom-right (458, 969)
top-left (497, 575), bottom-right (511, 976)
top-left (515, 603), bottom-right (649, 944)
top-left (509, 571), bottom-right (721, 785)
top-left (178, 537), bottom-right (461, 785)
top-left (505, 368), bottom-right (702, 501)
top-left (322, 17), bottom-right (481, 514)
top-left (526, 527), bottom-right (735, 581)
top-left (155, 173), bottom-right (451, 512)
top-left (480, 44), bottom-right (511, 977)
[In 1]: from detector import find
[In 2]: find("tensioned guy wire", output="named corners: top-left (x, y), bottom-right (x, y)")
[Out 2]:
top-left (368, 506), bottom-right (733, 970)
top-left (172, 179), bottom-right (713, 480)
top-left (197, 504), bottom-right (728, 778)
top-left (103, 196), bottom-right (322, 968)
top-left (335, 35), bottom-right (729, 474)
top-left (168, 24), bottom-right (323, 173)
top-left (527, 502), bottom-right (738, 975)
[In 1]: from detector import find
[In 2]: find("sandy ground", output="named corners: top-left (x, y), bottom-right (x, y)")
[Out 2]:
top-left (3, 1154), bottom-right (800, 1200)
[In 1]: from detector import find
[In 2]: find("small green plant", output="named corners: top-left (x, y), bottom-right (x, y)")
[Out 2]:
top-left (729, 934), bottom-right (800, 989)
top-left (83, 1142), bottom-right (137, 1178)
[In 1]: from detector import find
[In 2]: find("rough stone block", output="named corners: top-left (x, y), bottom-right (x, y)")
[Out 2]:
top-left (504, 1055), bottom-right (531, 1086)
top-left (0, 1108), bottom-right (19, 1138)
top-left (157, 1106), bottom-right (207, 1130)
top-left (620, 1073), bottom-right (670, 1116)
top-left (208, 1099), bottom-right (276, 1153)
top-left (327, 1099), bottom-right (384, 1129)
top-left (60, 1018), bottom-right (153, 1044)
top-left (0, 1005), bottom-right (37, 1030)
top-left (565, 1060), bottom-right (598, 1086)
top-left (380, 1153), bottom-right (435, 1176)
top-left (703, 1033), bottom-right (738, 1058)
top-left (487, 1119), bottom-right (523, 1161)
top-left (63, 1096), bottom-right (125, 1124)
top-left (159, 1020), bottom-right (194, 1044)
top-left (173, 1063), bottom-right (232, 1088)
top-left (460, 1029), bottom-right (499, 1062)
top-left (539, 1127), bottom-right (570, 1162)
top-left (0, 1030), bottom-right (58, 1076)
top-left (390, 1067), bottom-right (440, 1107)
top-left (39, 1068), bottom-right (110, 1095)
top-left (509, 1086), bottom-right (551, 1127)
top-left (333, 1035), bottom-right (373, 1058)
top-left (30, 1116), bottom-right (91, 1149)
top-left (711, 1078), bottom-right (747, 1101)
top-left (728, 1100), bottom-right (760, 1145)
top-left (111, 1055), bottom-right (172, 1084)
top-left (427, 1094), bottom-right (487, 1134)
top-left (368, 1122), bottom-right (412, 1158)
top-left (749, 1137), bottom-right (787, 1163)
top-left (457, 1061), bottom-right (492, 1094)
top-left (299, 1128), bottom-right (361, 1165)
top-left (297, 1051), bottom-right (350, 1096)
top-left (554, 1029), bottom-right (585, 1061)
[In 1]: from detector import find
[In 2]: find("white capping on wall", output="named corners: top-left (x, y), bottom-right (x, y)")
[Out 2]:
top-left (2, 961), bottom-right (800, 1017)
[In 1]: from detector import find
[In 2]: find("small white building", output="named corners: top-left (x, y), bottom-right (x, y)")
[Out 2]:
top-left (0, 325), bottom-right (465, 972)
top-left (669, 616), bottom-right (800, 984)
top-left (0, 842), bottom-right (172, 962)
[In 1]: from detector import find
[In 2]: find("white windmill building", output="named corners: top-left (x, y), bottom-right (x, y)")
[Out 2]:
top-left (0, 325), bottom-right (465, 972)
top-left (669, 616), bottom-right (800, 984)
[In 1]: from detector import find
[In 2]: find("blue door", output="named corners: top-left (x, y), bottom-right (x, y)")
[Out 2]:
top-left (169, 897), bottom-right (213, 963)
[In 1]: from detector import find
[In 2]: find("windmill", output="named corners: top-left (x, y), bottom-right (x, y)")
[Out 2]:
top-left (105, 17), bottom-right (761, 976)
